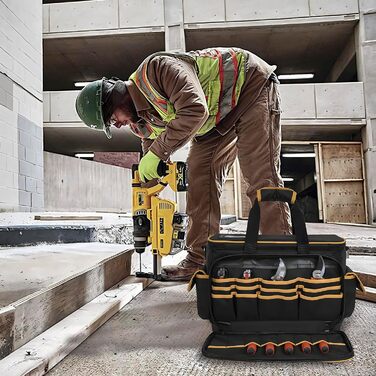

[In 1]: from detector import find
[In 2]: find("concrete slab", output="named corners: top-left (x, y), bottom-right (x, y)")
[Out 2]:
top-left (48, 282), bottom-right (376, 376)
top-left (0, 243), bottom-right (132, 307)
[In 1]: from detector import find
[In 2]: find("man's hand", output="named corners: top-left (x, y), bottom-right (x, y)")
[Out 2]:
top-left (138, 151), bottom-right (161, 182)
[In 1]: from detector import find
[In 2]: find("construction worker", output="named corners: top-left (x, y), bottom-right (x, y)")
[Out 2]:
top-left (75, 48), bottom-right (292, 281)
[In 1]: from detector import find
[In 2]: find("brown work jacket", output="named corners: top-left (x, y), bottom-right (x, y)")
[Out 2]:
top-left (125, 48), bottom-right (276, 161)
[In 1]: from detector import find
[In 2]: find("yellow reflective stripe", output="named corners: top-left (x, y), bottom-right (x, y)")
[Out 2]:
top-left (207, 341), bottom-right (347, 349)
top-left (300, 292), bottom-right (343, 300)
top-left (345, 272), bottom-right (366, 292)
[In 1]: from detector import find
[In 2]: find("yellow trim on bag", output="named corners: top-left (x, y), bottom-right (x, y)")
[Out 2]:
top-left (187, 269), bottom-right (208, 292)
top-left (207, 237), bottom-right (346, 245)
top-left (300, 292), bottom-right (343, 300)
top-left (259, 286), bottom-right (298, 293)
top-left (211, 283), bottom-right (342, 294)
top-left (212, 276), bottom-right (341, 286)
top-left (211, 292), bottom-right (257, 299)
top-left (291, 191), bottom-right (297, 204)
top-left (212, 277), bottom-right (259, 284)
top-left (344, 272), bottom-right (366, 292)
top-left (207, 340), bottom-right (347, 350)
top-left (257, 190), bottom-right (262, 202)
top-left (258, 293), bottom-right (298, 300)
top-left (301, 285), bottom-right (341, 293)
top-left (212, 284), bottom-right (260, 292)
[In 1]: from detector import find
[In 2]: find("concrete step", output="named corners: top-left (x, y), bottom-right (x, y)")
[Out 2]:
top-left (0, 212), bottom-right (133, 247)
top-left (0, 243), bottom-right (133, 359)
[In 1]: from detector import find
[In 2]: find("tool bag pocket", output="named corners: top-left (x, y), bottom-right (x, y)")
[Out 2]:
top-left (343, 268), bottom-right (365, 317)
top-left (211, 278), bottom-right (238, 321)
top-left (258, 279), bottom-right (299, 320)
top-left (202, 331), bottom-right (354, 362)
top-left (189, 270), bottom-right (210, 320)
top-left (298, 277), bottom-right (343, 321)
top-left (212, 278), bottom-right (259, 321)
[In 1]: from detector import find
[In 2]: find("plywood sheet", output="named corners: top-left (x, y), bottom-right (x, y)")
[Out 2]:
top-left (321, 144), bottom-right (363, 180)
top-left (324, 181), bottom-right (366, 223)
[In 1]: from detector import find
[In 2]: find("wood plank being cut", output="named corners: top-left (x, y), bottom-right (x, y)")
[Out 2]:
top-left (0, 276), bottom-right (152, 376)
top-left (0, 246), bottom-right (133, 359)
top-left (34, 215), bottom-right (103, 220)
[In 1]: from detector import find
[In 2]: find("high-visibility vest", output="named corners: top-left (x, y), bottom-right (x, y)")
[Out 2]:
top-left (129, 48), bottom-right (246, 139)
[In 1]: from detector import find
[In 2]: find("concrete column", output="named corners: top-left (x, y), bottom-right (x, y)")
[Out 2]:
top-left (0, 0), bottom-right (43, 212)
top-left (164, 0), bottom-right (185, 52)
top-left (356, 0), bottom-right (376, 223)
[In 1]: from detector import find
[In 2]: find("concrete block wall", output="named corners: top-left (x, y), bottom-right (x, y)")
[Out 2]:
top-left (0, 0), bottom-right (43, 212)
top-left (44, 152), bottom-right (132, 212)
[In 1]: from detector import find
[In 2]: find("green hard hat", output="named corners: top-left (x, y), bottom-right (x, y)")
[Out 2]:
top-left (75, 79), bottom-right (112, 139)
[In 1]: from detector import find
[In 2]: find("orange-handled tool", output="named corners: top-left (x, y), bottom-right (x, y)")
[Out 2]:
top-left (265, 343), bottom-right (275, 356)
top-left (246, 342), bottom-right (258, 355)
top-left (318, 341), bottom-right (330, 354)
top-left (301, 341), bottom-right (311, 354)
top-left (284, 342), bottom-right (294, 355)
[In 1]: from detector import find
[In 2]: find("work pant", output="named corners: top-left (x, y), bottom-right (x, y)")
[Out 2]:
top-left (185, 80), bottom-right (292, 264)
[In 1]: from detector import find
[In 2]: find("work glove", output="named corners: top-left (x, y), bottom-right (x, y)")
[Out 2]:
top-left (139, 151), bottom-right (161, 182)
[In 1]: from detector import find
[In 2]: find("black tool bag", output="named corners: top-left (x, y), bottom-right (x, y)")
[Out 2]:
top-left (189, 187), bottom-right (365, 362)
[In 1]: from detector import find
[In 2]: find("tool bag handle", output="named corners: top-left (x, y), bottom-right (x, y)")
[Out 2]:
top-left (244, 187), bottom-right (309, 253)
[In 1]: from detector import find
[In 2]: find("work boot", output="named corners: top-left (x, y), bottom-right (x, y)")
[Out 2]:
top-left (161, 258), bottom-right (204, 281)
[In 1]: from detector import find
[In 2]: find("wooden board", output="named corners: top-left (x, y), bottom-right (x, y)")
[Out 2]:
top-left (0, 276), bottom-right (152, 376)
top-left (321, 144), bottom-right (363, 180)
top-left (318, 143), bottom-right (367, 224)
top-left (356, 272), bottom-right (376, 289)
top-left (34, 215), bottom-right (103, 221)
top-left (0, 249), bottom-right (132, 360)
top-left (324, 181), bottom-right (366, 223)
top-left (356, 287), bottom-right (376, 303)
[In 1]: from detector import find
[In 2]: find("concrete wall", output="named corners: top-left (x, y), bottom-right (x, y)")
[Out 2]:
top-left (44, 82), bottom-right (366, 125)
top-left (0, 0), bottom-right (43, 212)
top-left (356, 0), bottom-right (376, 223)
top-left (43, 0), bottom-right (359, 35)
top-left (44, 152), bottom-right (132, 212)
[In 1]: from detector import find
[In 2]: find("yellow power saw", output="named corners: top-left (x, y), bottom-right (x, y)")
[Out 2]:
top-left (132, 161), bottom-right (188, 280)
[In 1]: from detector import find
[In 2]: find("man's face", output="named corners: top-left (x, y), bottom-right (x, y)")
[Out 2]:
top-left (109, 106), bottom-right (139, 129)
